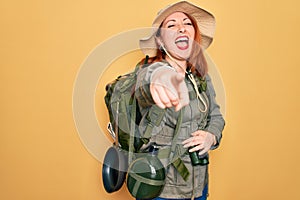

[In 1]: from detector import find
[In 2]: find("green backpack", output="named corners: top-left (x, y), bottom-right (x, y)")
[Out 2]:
top-left (104, 56), bottom-right (152, 153)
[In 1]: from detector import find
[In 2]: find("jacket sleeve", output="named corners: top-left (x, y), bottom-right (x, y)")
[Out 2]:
top-left (204, 74), bottom-right (225, 150)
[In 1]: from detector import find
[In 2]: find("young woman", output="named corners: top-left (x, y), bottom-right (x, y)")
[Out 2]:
top-left (133, 1), bottom-right (225, 199)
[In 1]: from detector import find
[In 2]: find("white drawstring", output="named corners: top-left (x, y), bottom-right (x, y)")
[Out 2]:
top-left (186, 72), bottom-right (208, 113)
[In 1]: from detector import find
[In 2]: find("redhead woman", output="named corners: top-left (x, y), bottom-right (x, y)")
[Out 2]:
top-left (131, 1), bottom-right (225, 200)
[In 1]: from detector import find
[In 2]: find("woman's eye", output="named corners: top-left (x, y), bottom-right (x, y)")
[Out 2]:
top-left (167, 24), bottom-right (175, 28)
top-left (185, 22), bottom-right (193, 26)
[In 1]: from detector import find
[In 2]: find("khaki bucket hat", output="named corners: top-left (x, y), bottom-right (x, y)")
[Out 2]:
top-left (139, 1), bottom-right (216, 57)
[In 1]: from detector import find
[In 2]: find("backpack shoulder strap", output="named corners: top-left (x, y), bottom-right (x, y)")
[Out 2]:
top-left (143, 105), bottom-right (166, 139)
top-left (128, 96), bottom-right (137, 164)
top-left (169, 108), bottom-right (190, 181)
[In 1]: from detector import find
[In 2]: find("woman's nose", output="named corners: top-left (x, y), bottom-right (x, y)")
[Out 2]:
top-left (178, 24), bottom-right (186, 33)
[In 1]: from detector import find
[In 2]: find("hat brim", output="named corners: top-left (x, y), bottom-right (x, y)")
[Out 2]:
top-left (139, 1), bottom-right (216, 57)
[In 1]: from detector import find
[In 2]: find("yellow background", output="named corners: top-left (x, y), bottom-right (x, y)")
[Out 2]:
top-left (1, 0), bottom-right (300, 199)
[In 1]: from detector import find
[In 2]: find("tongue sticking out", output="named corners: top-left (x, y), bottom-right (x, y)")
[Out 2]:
top-left (176, 41), bottom-right (189, 50)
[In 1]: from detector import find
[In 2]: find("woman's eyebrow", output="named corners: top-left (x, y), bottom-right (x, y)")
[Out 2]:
top-left (165, 19), bottom-right (176, 24)
top-left (164, 18), bottom-right (190, 25)
top-left (167, 18), bottom-right (190, 22)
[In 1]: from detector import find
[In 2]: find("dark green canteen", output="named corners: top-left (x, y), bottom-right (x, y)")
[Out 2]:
top-left (126, 155), bottom-right (166, 199)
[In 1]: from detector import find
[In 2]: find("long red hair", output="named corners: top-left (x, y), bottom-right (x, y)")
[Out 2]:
top-left (139, 12), bottom-right (208, 78)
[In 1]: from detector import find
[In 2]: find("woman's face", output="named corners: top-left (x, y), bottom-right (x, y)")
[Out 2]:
top-left (158, 12), bottom-right (195, 61)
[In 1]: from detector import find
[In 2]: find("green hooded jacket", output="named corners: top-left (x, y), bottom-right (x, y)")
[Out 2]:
top-left (134, 61), bottom-right (225, 199)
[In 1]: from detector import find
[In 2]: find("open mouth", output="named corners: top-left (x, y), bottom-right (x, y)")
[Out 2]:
top-left (175, 36), bottom-right (189, 50)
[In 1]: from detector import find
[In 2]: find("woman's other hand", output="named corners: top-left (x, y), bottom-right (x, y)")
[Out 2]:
top-left (182, 130), bottom-right (216, 156)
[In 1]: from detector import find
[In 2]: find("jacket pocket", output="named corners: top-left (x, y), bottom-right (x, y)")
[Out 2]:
top-left (165, 164), bottom-right (188, 186)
